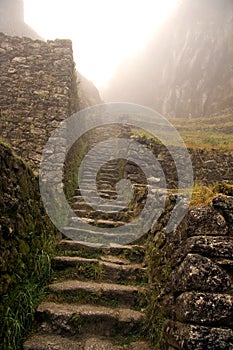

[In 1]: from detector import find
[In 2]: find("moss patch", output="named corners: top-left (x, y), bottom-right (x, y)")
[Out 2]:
top-left (0, 141), bottom-right (57, 349)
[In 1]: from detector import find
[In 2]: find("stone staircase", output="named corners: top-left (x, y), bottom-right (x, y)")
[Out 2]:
top-left (24, 127), bottom-right (153, 349)
top-left (24, 240), bottom-right (152, 349)
top-left (63, 133), bottom-right (149, 245)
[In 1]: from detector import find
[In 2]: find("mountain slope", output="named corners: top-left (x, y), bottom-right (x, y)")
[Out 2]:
top-left (103, 0), bottom-right (233, 118)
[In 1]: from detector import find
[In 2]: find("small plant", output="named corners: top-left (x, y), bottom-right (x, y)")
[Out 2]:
top-left (190, 181), bottom-right (223, 206)
top-left (69, 313), bottom-right (83, 333)
top-left (0, 227), bottom-right (55, 350)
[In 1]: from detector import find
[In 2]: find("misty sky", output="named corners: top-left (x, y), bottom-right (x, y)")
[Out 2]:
top-left (24, 0), bottom-right (178, 88)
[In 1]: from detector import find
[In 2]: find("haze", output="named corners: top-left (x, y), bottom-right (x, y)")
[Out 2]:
top-left (24, 0), bottom-right (178, 89)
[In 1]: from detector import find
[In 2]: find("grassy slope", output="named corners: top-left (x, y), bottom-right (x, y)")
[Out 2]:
top-left (169, 112), bottom-right (233, 152)
top-left (132, 112), bottom-right (233, 205)
top-left (170, 112), bottom-right (233, 204)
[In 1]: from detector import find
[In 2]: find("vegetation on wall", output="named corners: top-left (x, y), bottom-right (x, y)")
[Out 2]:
top-left (63, 134), bottom-right (89, 201)
top-left (0, 140), bottom-right (57, 350)
top-left (144, 197), bottom-right (176, 347)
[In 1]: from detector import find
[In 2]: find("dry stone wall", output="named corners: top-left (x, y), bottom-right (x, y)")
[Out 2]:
top-left (0, 140), bottom-right (56, 296)
top-left (0, 140), bottom-right (57, 349)
top-left (0, 33), bottom-right (78, 171)
top-left (147, 195), bottom-right (233, 349)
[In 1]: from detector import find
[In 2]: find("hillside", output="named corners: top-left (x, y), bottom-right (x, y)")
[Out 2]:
top-left (0, 0), bottom-right (42, 39)
top-left (102, 0), bottom-right (233, 118)
top-left (76, 72), bottom-right (102, 109)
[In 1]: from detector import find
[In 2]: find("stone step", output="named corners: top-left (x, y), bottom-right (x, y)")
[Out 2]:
top-left (97, 175), bottom-right (121, 181)
top-left (24, 333), bottom-right (153, 350)
top-left (52, 256), bottom-right (99, 269)
top-left (99, 260), bottom-right (147, 284)
top-left (62, 226), bottom-right (137, 245)
top-left (98, 194), bottom-right (118, 200)
top-left (56, 240), bottom-right (145, 263)
top-left (52, 256), bottom-right (147, 284)
top-left (100, 255), bottom-right (130, 265)
top-left (72, 202), bottom-right (93, 211)
top-left (89, 203), bottom-right (127, 211)
top-left (71, 208), bottom-right (135, 221)
top-left (48, 280), bottom-right (145, 308)
top-left (72, 195), bottom-right (99, 201)
top-left (35, 302), bottom-right (144, 337)
top-left (94, 219), bottom-right (130, 228)
top-left (69, 213), bottom-right (133, 228)
top-left (72, 201), bottom-right (127, 212)
top-left (84, 160), bottom-right (119, 173)
top-left (97, 180), bottom-right (118, 187)
top-left (75, 188), bottom-right (117, 197)
top-left (69, 215), bottom-right (131, 228)
top-left (72, 196), bottom-right (127, 206)
top-left (68, 216), bottom-right (128, 228)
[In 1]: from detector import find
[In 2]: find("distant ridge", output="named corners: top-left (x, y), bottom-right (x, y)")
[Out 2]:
top-left (103, 0), bottom-right (233, 118)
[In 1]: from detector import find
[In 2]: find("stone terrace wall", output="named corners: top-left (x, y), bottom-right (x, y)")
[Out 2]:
top-left (0, 139), bottom-right (57, 349)
top-left (147, 195), bottom-right (233, 349)
top-left (0, 33), bottom-right (78, 171)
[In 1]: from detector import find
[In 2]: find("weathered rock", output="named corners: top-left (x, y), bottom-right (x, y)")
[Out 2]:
top-left (24, 334), bottom-right (152, 350)
top-left (212, 195), bottom-right (233, 226)
top-left (146, 195), bottom-right (233, 349)
top-left (56, 240), bottom-right (145, 263)
top-left (36, 302), bottom-right (144, 337)
top-left (213, 258), bottom-right (233, 272)
top-left (49, 280), bottom-right (145, 307)
top-left (171, 236), bottom-right (233, 265)
top-left (52, 256), bottom-right (147, 284)
top-left (0, 33), bottom-right (77, 172)
top-left (99, 261), bottom-right (147, 284)
top-left (52, 256), bottom-right (99, 269)
top-left (168, 253), bottom-right (232, 293)
top-left (176, 206), bottom-right (228, 237)
top-left (100, 255), bottom-right (130, 265)
top-left (204, 160), bottom-right (218, 169)
top-left (62, 227), bottom-right (137, 245)
top-left (24, 334), bottom-right (83, 350)
top-left (163, 320), bottom-right (233, 350)
top-left (0, 142), bottom-right (56, 297)
top-left (175, 292), bottom-right (233, 327)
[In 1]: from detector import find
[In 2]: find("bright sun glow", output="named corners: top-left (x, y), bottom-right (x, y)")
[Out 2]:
top-left (24, 0), bottom-right (178, 88)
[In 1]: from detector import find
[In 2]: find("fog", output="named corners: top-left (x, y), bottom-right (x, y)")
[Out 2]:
top-left (101, 0), bottom-right (233, 118)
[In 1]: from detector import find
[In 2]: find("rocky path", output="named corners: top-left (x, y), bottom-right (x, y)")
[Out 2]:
top-left (24, 239), bottom-right (152, 350)
top-left (24, 127), bottom-right (153, 349)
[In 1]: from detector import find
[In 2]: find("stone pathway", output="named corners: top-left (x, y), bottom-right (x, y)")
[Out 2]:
top-left (24, 239), bottom-right (152, 349)
top-left (24, 127), bottom-right (153, 349)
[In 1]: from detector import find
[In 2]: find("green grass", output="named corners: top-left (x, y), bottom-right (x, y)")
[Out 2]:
top-left (169, 112), bottom-right (233, 132)
top-left (45, 291), bottom-right (120, 309)
top-left (190, 182), bottom-right (233, 206)
top-left (63, 136), bottom-right (89, 201)
top-left (131, 113), bottom-right (233, 151)
top-left (169, 113), bottom-right (233, 151)
top-left (51, 263), bottom-right (103, 283)
top-left (115, 334), bottom-right (144, 346)
top-left (1, 222), bottom-right (56, 350)
top-left (164, 182), bottom-right (233, 207)
top-left (180, 131), bottom-right (233, 151)
top-left (1, 249), bottom-right (52, 350)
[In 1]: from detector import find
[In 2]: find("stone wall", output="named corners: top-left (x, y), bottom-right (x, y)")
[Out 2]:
top-left (0, 33), bottom-right (78, 171)
top-left (0, 139), bottom-right (56, 296)
top-left (0, 140), bottom-right (57, 349)
top-left (147, 194), bottom-right (233, 349)
top-left (133, 135), bottom-right (233, 187)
